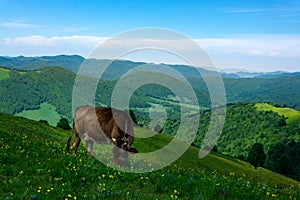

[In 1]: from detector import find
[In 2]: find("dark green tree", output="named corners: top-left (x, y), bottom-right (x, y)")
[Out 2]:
top-left (129, 109), bottom-right (137, 124)
top-left (282, 102), bottom-right (288, 108)
top-left (56, 117), bottom-right (71, 130)
top-left (39, 119), bottom-right (49, 125)
top-left (154, 124), bottom-right (163, 133)
top-left (248, 143), bottom-right (266, 169)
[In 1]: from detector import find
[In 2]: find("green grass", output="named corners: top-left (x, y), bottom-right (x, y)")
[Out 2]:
top-left (0, 112), bottom-right (299, 199)
top-left (0, 67), bottom-right (10, 80)
top-left (255, 103), bottom-right (300, 127)
top-left (149, 97), bottom-right (208, 113)
top-left (15, 102), bottom-right (62, 126)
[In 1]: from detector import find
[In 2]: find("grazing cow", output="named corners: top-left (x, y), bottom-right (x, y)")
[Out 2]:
top-left (65, 106), bottom-right (138, 165)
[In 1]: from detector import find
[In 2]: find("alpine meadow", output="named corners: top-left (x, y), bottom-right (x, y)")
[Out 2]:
top-left (1, 1), bottom-right (300, 199)
top-left (0, 55), bottom-right (300, 199)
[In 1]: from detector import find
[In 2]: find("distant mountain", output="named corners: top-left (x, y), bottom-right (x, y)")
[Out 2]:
top-left (1, 55), bottom-right (300, 112)
top-left (0, 55), bottom-right (84, 72)
top-left (0, 55), bottom-right (223, 80)
top-left (221, 71), bottom-right (300, 78)
top-left (1, 55), bottom-right (299, 80)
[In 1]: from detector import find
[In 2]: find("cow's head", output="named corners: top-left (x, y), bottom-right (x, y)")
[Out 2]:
top-left (112, 134), bottom-right (138, 153)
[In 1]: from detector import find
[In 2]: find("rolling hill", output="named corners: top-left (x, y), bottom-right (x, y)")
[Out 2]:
top-left (0, 112), bottom-right (299, 199)
top-left (1, 65), bottom-right (300, 121)
top-left (1, 55), bottom-right (300, 79)
top-left (0, 55), bottom-right (84, 72)
top-left (191, 102), bottom-right (300, 180)
top-left (255, 103), bottom-right (300, 127)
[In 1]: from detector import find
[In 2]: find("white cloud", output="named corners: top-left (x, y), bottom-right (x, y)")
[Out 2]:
top-left (0, 21), bottom-right (41, 28)
top-left (0, 35), bottom-right (107, 57)
top-left (0, 34), bottom-right (300, 71)
top-left (2, 35), bottom-right (105, 46)
top-left (222, 7), bottom-right (300, 14)
top-left (197, 35), bottom-right (300, 59)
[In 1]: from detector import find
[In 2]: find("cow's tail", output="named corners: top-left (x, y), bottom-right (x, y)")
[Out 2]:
top-left (65, 120), bottom-right (74, 152)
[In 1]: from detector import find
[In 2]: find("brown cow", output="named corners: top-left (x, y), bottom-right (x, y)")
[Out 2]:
top-left (65, 106), bottom-right (138, 165)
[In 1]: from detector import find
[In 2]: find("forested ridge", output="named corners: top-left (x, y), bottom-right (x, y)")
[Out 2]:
top-left (1, 65), bottom-right (300, 116)
top-left (198, 103), bottom-right (300, 180)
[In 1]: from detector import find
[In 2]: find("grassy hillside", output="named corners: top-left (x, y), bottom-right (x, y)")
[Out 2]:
top-left (255, 103), bottom-right (300, 127)
top-left (15, 102), bottom-right (61, 126)
top-left (0, 67), bottom-right (9, 80)
top-left (0, 112), bottom-right (299, 199)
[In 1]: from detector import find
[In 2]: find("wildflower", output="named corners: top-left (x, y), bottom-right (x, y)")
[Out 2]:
top-left (37, 190), bottom-right (41, 193)
top-left (272, 194), bottom-right (277, 197)
top-left (47, 189), bottom-right (50, 193)
top-left (68, 194), bottom-right (72, 197)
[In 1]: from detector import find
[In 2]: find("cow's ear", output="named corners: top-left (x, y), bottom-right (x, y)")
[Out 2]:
top-left (128, 148), bottom-right (138, 153)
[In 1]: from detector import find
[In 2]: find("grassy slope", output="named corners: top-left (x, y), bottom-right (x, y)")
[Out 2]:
top-left (134, 128), bottom-right (299, 186)
top-left (0, 113), bottom-right (299, 199)
top-left (255, 103), bottom-right (300, 127)
top-left (15, 102), bottom-right (62, 126)
top-left (0, 67), bottom-right (10, 80)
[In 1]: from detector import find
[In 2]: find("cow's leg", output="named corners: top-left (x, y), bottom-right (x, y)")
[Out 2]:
top-left (66, 120), bottom-right (75, 152)
top-left (65, 130), bottom-right (73, 152)
top-left (112, 145), bottom-right (129, 165)
top-left (85, 140), bottom-right (94, 158)
top-left (72, 131), bottom-right (81, 155)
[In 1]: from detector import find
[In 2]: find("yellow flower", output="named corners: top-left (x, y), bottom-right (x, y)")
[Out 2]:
top-left (272, 194), bottom-right (277, 197)
top-left (47, 189), bottom-right (51, 193)
top-left (37, 190), bottom-right (41, 193)
top-left (68, 194), bottom-right (72, 197)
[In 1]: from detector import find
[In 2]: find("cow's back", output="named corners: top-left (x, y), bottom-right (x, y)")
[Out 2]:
top-left (73, 106), bottom-right (134, 144)
top-left (74, 106), bottom-right (109, 143)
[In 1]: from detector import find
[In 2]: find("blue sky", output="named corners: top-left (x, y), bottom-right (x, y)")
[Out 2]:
top-left (0, 0), bottom-right (300, 71)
